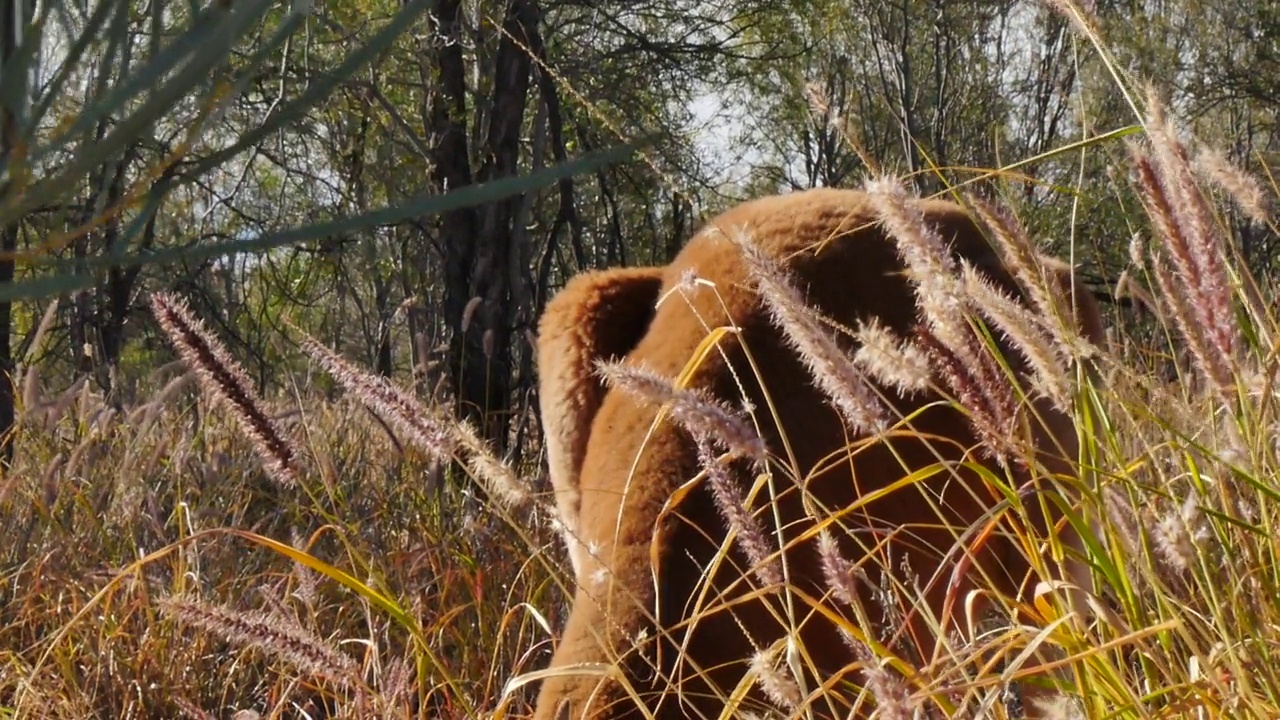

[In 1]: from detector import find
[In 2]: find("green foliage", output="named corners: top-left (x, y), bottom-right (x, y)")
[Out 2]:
top-left (2, 143), bottom-right (639, 304)
top-left (2, 0), bottom-right (642, 303)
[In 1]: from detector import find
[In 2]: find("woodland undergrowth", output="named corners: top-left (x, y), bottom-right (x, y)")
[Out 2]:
top-left (6, 2), bottom-right (1280, 718)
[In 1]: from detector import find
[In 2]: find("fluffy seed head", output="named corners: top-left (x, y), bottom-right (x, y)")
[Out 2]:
top-left (697, 437), bottom-right (782, 588)
top-left (730, 226), bottom-right (890, 434)
top-left (161, 596), bottom-right (358, 687)
top-left (1194, 148), bottom-right (1271, 226)
top-left (853, 317), bottom-right (932, 396)
top-left (295, 328), bottom-right (529, 509)
top-left (962, 264), bottom-right (1071, 411)
top-left (750, 644), bottom-right (802, 712)
top-left (151, 292), bottom-right (299, 489)
top-left (597, 360), bottom-right (768, 460)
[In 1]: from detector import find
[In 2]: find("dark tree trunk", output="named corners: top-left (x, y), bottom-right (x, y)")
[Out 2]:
top-left (0, 219), bottom-right (12, 468)
top-left (71, 212), bottom-right (93, 374)
top-left (427, 0), bottom-right (479, 420)
top-left (66, 129), bottom-right (148, 396)
top-left (428, 0), bottom-right (539, 451)
top-left (666, 190), bottom-right (691, 263)
top-left (90, 150), bottom-right (134, 395)
top-left (375, 274), bottom-right (394, 377)
top-left (0, 0), bottom-right (30, 468)
top-left (343, 97), bottom-right (395, 378)
top-left (527, 15), bottom-right (586, 274)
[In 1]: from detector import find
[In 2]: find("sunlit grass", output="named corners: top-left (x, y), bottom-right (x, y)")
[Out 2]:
top-left (9, 1), bottom-right (1280, 717)
top-left (0, 381), bottom-right (566, 718)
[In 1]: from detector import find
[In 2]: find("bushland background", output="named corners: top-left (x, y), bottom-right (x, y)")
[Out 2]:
top-left (1, 0), bottom-right (1277, 718)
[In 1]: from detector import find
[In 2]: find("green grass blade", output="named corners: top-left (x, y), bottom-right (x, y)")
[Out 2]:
top-left (27, 0), bottom-right (116, 134)
top-left (0, 142), bottom-right (642, 302)
top-left (5, 0), bottom-right (278, 224)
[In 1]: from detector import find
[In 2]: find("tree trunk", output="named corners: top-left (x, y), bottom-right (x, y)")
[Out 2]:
top-left (427, 0), bottom-right (480, 422)
top-left (428, 0), bottom-right (538, 452)
top-left (0, 0), bottom-right (31, 468)
top-left (0, 217), bottom-right (12, 468)
top-left (91, 148), bottom-right (136, 396)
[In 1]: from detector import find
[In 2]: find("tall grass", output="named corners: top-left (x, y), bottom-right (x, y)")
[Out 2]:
top-left (0, 342), bottom-right (563, 717)
top-left (7, 6), bottom-right (1280, 720)
top-left (529, 85), bottom-right (1280, 716)
top-left (1, 103), bottom-right (1278, 720)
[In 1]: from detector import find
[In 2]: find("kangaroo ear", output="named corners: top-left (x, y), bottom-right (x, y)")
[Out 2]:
top-left (537, 266), bottom-right (666, 576)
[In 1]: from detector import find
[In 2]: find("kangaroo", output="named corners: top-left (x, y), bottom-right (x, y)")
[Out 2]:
top-left (533, 187), bottom-right (1104, 719)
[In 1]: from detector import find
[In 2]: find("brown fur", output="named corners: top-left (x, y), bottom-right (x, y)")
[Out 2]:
top-left (533, 188), bottom-right (1105, 719)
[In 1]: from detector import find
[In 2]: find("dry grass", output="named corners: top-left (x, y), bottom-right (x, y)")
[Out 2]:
top-left (8, 9), bottom-right (1280, 719)
top-left (0, 365), bottom-right (565, 718)
top-left (517, 85), bottom-right (1280, 717)
top-left (0, 124), bottom-right (1276, 720)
